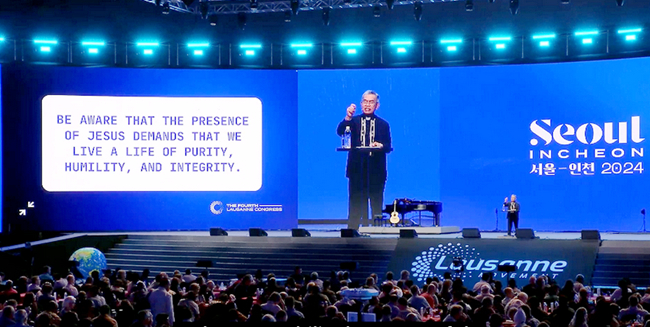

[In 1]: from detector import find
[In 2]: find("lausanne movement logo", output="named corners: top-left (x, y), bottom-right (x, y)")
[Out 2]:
top-left (412, 243), bottom-right (480, 282)
top-left (411, 242), bottom-right (570, 282)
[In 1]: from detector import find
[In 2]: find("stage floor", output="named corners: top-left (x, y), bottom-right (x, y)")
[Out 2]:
top-left (81, 229), bottom-right (650, 240)
top-left (4, 228), bottom-right (650, 252)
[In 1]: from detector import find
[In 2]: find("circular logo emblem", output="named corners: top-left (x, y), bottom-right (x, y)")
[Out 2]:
top-left (411, 242), bottom-right (480, 282)
top-left (210, 201), bottom-right (224, 215)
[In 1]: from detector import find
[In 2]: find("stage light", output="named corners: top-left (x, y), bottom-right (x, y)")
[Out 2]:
top-left (575, 30), bottom-right (598, 36)
top-left (575, 30), bottom-right (598, 45)
top-left (390, 40), bottom-right (412, 54)
top-left (291, 0), bottom-right (300, 15)
top-left (488, 36), bottom-right (511, 50)
top-left (209, 15), bottom-right (218, 26)
top-left (561, 0), bottom-right (569, 3)
top-left (291, 43), bottom-right (312, 56)
top-left (616, 0), bottom-right (624, 6)
top-left (618, 28), bottom-right (642, 34)
top-left (509, 0), bottom-right (519, 15)
top-left (250, 0), bottom-right (258, 11)
top-left (341, 41), bottom-right (362, 55)
top-left (40, 46), bottom-right (51, 52)
top-left (188, 42), bottom-right (209, 56)
top-left (387, 0), bottom-right (395, 9)
top-left (188, 42), bottom-right (209, 47)
top-left (373, 5), bottom-right (381, 17)
top-left (82, 41), bottom-right (106, 54)
top-left (162, 2), bottom-right (170, 14)
top-left (34, 39), bottom-right (57, 45)
top-left (414, 1), bottom-right (422, 21)
top-left (441, 39), bottom-right (462, 52)
top-left (618, 28), bottom-right (642, 42)
top-left (532, 33), bottom-right (555, 47)
top-left (241, 44), bottom-right (261, 56)
top-left (136, 42), bottom-right (159, 55)
top-left (0, 37), bottom-right (4, 42)
top-left (322, 7), bottom-right (330, 26)
top-left (238, 12), bottom-right (247, 30)
top-left (82, 41), bottom-right (105, 46)
top-left (465, 0), bottom-right (473, 11)
top-left (200, 1), bottom-right (209, 19)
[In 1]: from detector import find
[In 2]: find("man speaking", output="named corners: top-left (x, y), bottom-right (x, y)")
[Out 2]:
top-left (337, 90), bottom-right (392, 229)
top-left (503, 194), bottom-right (520, 237)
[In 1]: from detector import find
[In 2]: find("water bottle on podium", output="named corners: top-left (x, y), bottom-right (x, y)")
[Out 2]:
top-left (342, 126), bottom-right (352, 148)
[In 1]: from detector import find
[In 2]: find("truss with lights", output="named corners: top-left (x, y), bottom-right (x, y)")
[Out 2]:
top-left (142, 0), bottom-right (459, 15)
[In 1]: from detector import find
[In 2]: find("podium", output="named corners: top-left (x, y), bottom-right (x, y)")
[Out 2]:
top-left (337, 146), bottom-right (391, 229)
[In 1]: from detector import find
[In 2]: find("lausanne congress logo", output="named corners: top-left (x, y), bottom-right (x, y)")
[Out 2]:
top-left (210, 201), bottom-right (224, 215)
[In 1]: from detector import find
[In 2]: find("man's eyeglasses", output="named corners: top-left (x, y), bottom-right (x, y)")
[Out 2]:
top-left (362, 100), bottom-right (377, 105)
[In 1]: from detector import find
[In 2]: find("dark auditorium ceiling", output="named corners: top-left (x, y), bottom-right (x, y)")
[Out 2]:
top-left (0, 0), bottom-right (648, 45)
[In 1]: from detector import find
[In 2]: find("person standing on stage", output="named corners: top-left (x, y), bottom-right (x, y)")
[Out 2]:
top-left (337, 90), bottom-right (392, 229)
top-left (503, 194), bottom-right (520, 236)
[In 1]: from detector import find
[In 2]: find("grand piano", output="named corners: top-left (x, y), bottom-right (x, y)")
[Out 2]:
top-left (382, 199), bottom-right (443, 227)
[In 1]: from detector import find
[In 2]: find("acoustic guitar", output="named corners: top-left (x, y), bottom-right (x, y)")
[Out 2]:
top-left (390, 199), bottom-right (400, 224)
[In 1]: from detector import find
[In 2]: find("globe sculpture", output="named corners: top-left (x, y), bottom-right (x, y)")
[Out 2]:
top-left (69, 247), bottom-right (107, 279)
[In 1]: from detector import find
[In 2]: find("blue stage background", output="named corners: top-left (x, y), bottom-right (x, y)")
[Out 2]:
top-left (297, 69), bottom-right (441, 221)
top-left (3, 58), bottom-right (650, 232)
top-left (439, 58), bottom-right (650, 231)
top-left (2, 65), bottom-right (298, 231)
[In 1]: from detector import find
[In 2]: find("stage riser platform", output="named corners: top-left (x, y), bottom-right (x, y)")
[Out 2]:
top-left (99, 235), bottom-right (650, 289)
top-left (105, 235), bottom-right (396, 281)
top-left (591, 241), bottom-right (650, 287)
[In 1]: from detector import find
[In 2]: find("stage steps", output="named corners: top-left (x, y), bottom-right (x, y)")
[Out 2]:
top-left (104, 235), bottom-right (397, 283)
top-left (591, 240), bottom-right (650, 288)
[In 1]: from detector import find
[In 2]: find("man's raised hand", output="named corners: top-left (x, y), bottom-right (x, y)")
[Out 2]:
top-left (345, 104), bottom-right (356, 121)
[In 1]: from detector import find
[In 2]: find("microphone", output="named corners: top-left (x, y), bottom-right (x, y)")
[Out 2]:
top-left (642, 209), bottom-right (646, 215)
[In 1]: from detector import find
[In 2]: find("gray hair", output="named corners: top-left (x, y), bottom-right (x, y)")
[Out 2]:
top-left (362, 90), bottom-right (380, 103)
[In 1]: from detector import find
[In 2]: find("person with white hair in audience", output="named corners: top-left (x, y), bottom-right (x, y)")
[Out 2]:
top-left (513, 307), bottom-right (527, 327)
top-left (476, 284), bottom-right (495, 302)
top-left (60, 296), bottom-right (76, 316)
top-left (505, 292), bottom-right (528, 314)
